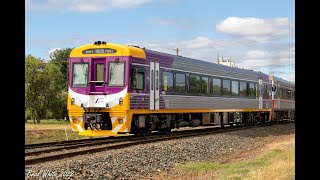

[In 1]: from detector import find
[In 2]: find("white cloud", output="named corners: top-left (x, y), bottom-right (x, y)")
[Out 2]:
top-left (48, 48), bottom-right (61, 59)
top-left (26, 0), bottom-right (153, 12)
top-left (216, 17), bottom-right (294, 42)
top-left (237, 46), bottom-right (295, 69)
top-left (245, 50), bottom-right (272, 60)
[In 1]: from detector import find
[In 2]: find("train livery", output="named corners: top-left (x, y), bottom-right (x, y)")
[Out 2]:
top-left (67, 41), bottom-right (295, 136)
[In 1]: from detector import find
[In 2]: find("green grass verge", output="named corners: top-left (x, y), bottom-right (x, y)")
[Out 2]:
top-left (176, 144), bottom-right (295, 180)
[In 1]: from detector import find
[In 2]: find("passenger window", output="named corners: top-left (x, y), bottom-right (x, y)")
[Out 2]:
top-left (211, 78), bottom-right (221, 95)
top-left (162, 71), bottom-right (173, 92)
top-left (248, 83), bottom-right (255, 97)
top-left (231, 80), bottom-right (239, 96)
top-left (201, 76), bottom-right (209, 95)
top-left (239, 81), bottom-right (247, 97)
top-left (175, 73), bottom-right (185, 94)
top-left (222, 79), bottom-right (231, 96)
top-left (189, 74), bottom-right (200, 94)
top-left (131, 67), bottom-right (144, 90)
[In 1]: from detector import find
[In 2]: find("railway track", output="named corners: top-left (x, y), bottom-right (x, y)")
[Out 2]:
top-left (25, 121), bottom-right (294, 166)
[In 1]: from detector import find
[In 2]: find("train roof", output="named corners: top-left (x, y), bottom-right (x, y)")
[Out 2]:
top-left (274, 77), bottom-right (295, 89)
top-left (143, 48), bottom-right (270, 82)
top-left (70, 42), bottom-right (294, 87)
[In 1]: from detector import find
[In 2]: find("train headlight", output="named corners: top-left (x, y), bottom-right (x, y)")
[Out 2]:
top-left (71, 98), bottom-right (75, 106)
top-left (119, 98), bottom-right (123, 106)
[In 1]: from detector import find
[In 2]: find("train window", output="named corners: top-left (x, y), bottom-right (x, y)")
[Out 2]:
top-left (131, 67), bottom-right (144, 90)
top-left (211, 78), bottom-right (221, 95)
top-left (162, 71), bottom-right (173, 92)
top-left (189, 74), bottom-right (200, 94)
top-left (248, 83), bottom-right (255, 97)
top-left (231, 80), bottom-right (239, 96)
top-left (175, 73), bottom-right (186, 94)
top-left (201, 76), bottom-right (209, 95)
top-left (72, 63), bottom-right (88, 87)
top-left (96, 63), bottom-right (104, 86)
top-left (263, 84), bottom-right (269, 99)
top-left (239, 81), bottom-right (247, 97)
top-left (222, 79), bottom-right (231, 96)
top-left (108, 62), bottom-right (125, 86)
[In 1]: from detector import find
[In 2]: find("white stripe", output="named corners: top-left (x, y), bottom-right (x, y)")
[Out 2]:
top-left (124, 128), bottom-right (128, 132)
top-left (111, 117), bottom-right (117, 124)
top-left (112, 124), bottom-right (123, 132)
top-left (75, 124), bottom-right (84, 132)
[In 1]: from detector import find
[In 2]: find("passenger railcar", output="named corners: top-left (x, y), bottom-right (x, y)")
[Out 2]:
top-left (67, 41), bottom-right (295, 136)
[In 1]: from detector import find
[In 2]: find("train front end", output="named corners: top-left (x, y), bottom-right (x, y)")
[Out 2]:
top-left (67, 41), bottom-right (146, 136)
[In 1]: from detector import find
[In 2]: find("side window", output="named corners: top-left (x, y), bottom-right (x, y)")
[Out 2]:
top-left (211, 78), bottom-right (221, 95)
top-left (189, 74), bottom-right (200, 94)
top-left (131, 67), bottom-right (144, 90)
top-left (175, 72), bottom-right (186, 94)
top-left (231, 80), bottom-right (239, 96)
top-left (222, 79), bottom-right (231, 96)
top-left (248, 82), bottom-right (255, 97)
top-left (109, 62), bottom-right (125, 86)
top-left (239, 81), bottom-right (247, 97)
top-left (201, 76), bottom-right (209, 95)
top-left (72, 63), bottom-right (88, 87)
top-left (162, 71), bottom-right (174, 92)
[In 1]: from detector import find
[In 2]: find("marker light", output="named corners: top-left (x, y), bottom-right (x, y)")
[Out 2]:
top-left (119, 98), bottom-right (123, 106)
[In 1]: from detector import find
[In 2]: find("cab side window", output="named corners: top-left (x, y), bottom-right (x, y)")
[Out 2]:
top-left (131, 66), bottom-right (145, 90)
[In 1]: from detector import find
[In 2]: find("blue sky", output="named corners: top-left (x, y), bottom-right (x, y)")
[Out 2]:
top-left (26, 0), bottom-right (295, 82)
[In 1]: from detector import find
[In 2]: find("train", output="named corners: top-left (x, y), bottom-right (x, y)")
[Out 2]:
top-left (67, 41), bottom-right (295, 136)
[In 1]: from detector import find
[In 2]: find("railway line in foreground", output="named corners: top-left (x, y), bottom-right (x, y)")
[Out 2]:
top-left (25, 121), bottom-right (293, 165)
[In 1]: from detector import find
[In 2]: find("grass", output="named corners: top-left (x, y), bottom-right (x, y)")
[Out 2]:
top-left (175, 142), bottom-right (295, 180)
top-left (25, 119), bottom-right (70, 130)
top-left (25, 119), bottom-right (89, 144)
top-left (25, 129), bottom-right (87, 144)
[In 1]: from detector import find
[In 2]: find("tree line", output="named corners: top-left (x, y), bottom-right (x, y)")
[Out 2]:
top-left (25, 48), bottom-right (73, 123)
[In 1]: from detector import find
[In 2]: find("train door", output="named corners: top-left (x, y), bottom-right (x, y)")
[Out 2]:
top-left (149, 61), bottom-right (160, 110)
top-left (90, 58), bottom-right (106, 93)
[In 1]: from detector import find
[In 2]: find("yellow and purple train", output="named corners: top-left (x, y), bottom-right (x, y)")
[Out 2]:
top-left (67, 41), bottom-right (295, 136)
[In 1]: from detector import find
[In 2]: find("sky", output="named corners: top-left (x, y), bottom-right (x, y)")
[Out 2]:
top-left (25, 0), bottom-right (295, 82)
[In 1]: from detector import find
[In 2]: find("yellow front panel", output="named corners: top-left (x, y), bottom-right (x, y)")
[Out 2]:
top-left (69, 43), bottom-right (146, 59)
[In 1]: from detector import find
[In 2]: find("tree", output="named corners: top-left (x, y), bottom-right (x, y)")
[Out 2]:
top-left (49, 48), bottom-right (74, 120)
top-left (25, 55), bottom-right (64, 123)
top-left (49, 48), bottom-right (74, 90)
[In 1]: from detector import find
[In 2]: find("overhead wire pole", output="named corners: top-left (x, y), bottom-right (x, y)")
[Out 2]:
top-left (173, 48), bottom-right (180, 56)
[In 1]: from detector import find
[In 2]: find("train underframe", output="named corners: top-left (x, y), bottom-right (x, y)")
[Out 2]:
top-left (78, 109), bottom-right (294, 137)
top-left (129, 111), bottom-right (274, 136)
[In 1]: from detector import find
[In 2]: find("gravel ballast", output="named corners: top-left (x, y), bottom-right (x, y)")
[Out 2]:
top-left (25, 123), bottom-right (295, 179)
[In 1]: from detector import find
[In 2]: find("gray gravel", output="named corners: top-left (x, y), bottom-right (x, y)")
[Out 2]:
top-left (25, 123), bottom-right (295, 180)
